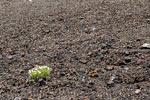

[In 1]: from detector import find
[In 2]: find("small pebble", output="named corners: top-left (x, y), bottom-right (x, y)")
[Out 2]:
top-left (110, 76), bottom-right (116, 81)
top-left (7, 55), bottom-right (13, 59)
top-left (124, 66), bottom-right (129, 71)
top-left (88, 52), bottom-right (93, 56)
top-left (79, 16), bottom-right (84, 19)
top-left (107, 76), bottom-right (116, 85)
top-left (140, 43), bottom-right (150, 49)
top-left (81, 77), bottom-right (86, 82)
top-left (135, 89), bottom-right (141, 94)
top-left (107, 80), bottom-right (114, 85)
top-left (124, 51), bottom-right (130, 56)
top-left (88, 70), bottom-right (99, 77)
top-left (105, 66), bottom-right (114, 71)
top-left (19, 69), bottom-right (24, 73)
top-left (43, 29), bottom-right (50, 33)
top-left (79, 59), bottom-right (87, 64)
top-left (92, 27), bottom-right (96, 31)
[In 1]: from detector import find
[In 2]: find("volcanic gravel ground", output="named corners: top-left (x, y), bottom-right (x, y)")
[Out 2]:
top-left (0, 0), bottom-right (150, 100)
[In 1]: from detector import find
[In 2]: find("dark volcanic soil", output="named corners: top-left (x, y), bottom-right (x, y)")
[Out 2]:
top-left (0, 0), bottom-right (150, 100)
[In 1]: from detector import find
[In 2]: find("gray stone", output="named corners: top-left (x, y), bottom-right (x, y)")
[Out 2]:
top-left (141, 43), bottom-right (150, 49)
top-left (6, 55), bottom-right (13, 59)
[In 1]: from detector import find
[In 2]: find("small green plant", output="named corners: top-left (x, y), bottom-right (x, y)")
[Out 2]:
top-left (28, 66), bottom-right (52, 82)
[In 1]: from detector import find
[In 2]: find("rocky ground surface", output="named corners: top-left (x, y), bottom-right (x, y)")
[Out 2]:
top-left (0, 0), bottom-right (150, 100)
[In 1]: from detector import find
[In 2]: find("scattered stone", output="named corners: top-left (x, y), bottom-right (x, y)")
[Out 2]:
top-left (135, 89), bottom-right (141, 94)
top-left (140, 43), bottom-right (150, 49)
top-left (88, 70), bottom-right (99, 77)
top-left (107, 75), bottom-right (116, 86)
top-left (6, 55), bottom-right (13, 59)
top-left (19, 69), bottom-right (24, 73)
top-left (92, 27), bottom-right (96, 31)
top-left (107, 80), bottom-right (114, 85)
top-left (124, 66), bottom-right (129, 71)
top-left (79, 59), bottom-right (88, 64)
top-left (81, 77), bottom-right (86, 83)
top-left (124, 51), bottom-right (130, 56)
top-left (87, 52), bottom-right (93, 56)
top-left (110, 76), bottom-right (115, 81)
top-left (105, 65), bottom-right (114, 71)
top-left (79, 16), bottom-right (84, 19)
top-left (43, 29), bottom-right (50, 33)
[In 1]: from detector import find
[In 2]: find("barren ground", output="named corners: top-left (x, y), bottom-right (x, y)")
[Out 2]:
top-left (0, 0), bottom-right (150, 100)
